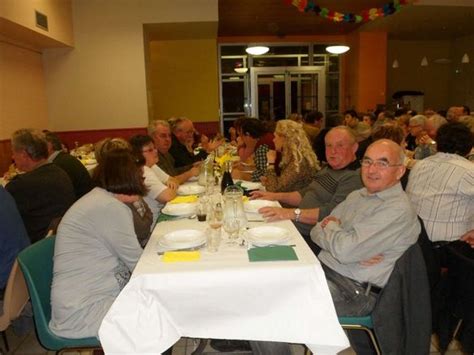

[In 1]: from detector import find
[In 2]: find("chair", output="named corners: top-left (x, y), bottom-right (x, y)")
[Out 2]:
top-left (304, 315), bottom-right (381, 355)
top-left (338, 315), bottom-right (381, 355)
top-left (17, 236), bottom-right (101, 353)
top-left (0, 260), bottom-right (29, 352)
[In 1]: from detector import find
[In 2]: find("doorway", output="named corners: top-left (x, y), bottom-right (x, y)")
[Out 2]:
top-left (250, 66), bottom-right (326, 120)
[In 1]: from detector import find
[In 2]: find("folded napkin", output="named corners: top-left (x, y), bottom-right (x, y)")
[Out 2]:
top-left (169, 195), bottom-right (198, 204)
top-left (248, 245), bottom-right (298, 262)
top-left (162, 251), bottom-right (201, 263)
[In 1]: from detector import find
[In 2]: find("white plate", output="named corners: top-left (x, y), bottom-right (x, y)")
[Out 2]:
top-left (177, 183), bottom-right (206, 195)
top-left (244, 200), bottom-right (278, 213)
top-left (158, 229), bottom-right (206, 250)
top-left (237, 180), bottom-right (262, 191)
top-left (162, 202), bottom-right (198, 216)
top-left (246, 226), bottom-right (291, 247)
top-left (187, 175), bottom-right (198, 182)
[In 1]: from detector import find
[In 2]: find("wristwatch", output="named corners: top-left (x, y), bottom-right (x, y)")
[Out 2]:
top-left (294, 208), bottom-right (301, 223)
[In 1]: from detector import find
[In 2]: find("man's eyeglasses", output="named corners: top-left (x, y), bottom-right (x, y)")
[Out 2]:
top-left (360, 158), bottom-right (402, 169)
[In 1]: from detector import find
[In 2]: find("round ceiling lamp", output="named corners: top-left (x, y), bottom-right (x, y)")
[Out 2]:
top-left (245, 46), bottom-right (269, 55)
top-left (325, 45), bottom-right (350, 54)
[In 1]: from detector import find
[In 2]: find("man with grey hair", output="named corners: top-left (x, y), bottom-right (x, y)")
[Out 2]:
top-left (148, 120), bottom-right (199, 184)
top-left (312, 139), bottom-right (420, 353)
top-left (251, 126), bottom-right (363, 251)
top-left (6, 129), bottom-right (75, 243)
top-left (414, 114), bottom-right (447, 160)
top-left (406, 114), bottom-right (427, 151)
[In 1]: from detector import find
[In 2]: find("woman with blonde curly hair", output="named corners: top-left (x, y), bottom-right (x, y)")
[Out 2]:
top-left (261, 119), bottom-right (320, 192)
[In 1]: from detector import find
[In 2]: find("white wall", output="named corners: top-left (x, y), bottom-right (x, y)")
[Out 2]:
top-left (43, 0), bottom-right (218, 131)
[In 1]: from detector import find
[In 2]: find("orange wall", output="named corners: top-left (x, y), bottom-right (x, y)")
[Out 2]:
top-left (344, 32), bottom-right (387, 112)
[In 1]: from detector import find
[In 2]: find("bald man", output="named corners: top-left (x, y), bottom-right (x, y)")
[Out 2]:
top-left (310, 139), bottom-right (420, 352)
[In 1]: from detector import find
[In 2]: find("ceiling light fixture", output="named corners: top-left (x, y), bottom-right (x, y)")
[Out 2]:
top-left (325, 45), bottom-right (350, 54)
top-left (462, 53), bottom-right (470, 64)
top-left (234, 67), bottom-right (248, 74)
top-left (421, 56), bottom-right (428, 67)
top-left (245, 46), bottom-right (269, 55)
top-left (392, 59), bottom-right (399, 69)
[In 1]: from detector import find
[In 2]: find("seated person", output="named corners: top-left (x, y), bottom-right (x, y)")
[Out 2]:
top-left (261, 119), bottom-right (319, 192)
top-left (128, 135), bottom-right (177, 222)
top-left (44, 131), bottom-right (93, 199)
top-left (148, 120), bottom-right (200, 183)
top-left (50, 142), bottom-right (147, 339)
top-left (406, 114), bottom-right (427, 151)
top-left (251, 126), bottom-right (362, 248)
top-left (311, 139), bottom-right (420, 353)
top-left (6, 129), bottom-right (75, 243)
top-left (406, 122), bottom-right (473, 288)
top-left (0, 186), bottom-right (29, 296)
top-left (168, 117), bottom-right (222, 168)
top-left (413, 114), bottom-right (447, 160)
top-left (302, 111), bottom-right (323, 144)
top-left (232, 118), bottom-right (275, 182)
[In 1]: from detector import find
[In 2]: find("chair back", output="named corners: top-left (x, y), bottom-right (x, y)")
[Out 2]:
top-left (0, 260), bottom-right (29, 331)
top-left (17, 236), bottom-right (56, 348)
top-left (17, 236), bottom-right (100, 351)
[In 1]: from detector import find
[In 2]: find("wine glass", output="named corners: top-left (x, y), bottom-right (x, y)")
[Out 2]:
top-left (223, 218), bottom-right (240, 244)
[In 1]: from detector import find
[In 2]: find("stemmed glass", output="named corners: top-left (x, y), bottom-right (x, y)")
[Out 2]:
top-left (206, 203), bottom-right (223, 252)
top-left (223, 218), bottom-right (240, 244)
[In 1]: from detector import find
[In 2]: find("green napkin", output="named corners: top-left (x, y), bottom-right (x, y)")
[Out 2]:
top-left (248, 245), bottom-right (298, 262)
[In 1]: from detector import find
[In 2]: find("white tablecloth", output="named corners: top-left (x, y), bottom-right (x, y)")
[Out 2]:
top-left (99, 219), bottom-right (349, 355)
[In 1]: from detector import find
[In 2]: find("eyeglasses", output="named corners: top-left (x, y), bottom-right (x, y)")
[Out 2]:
top-left (142, 147), bottom-right (157, 153)
top-left (360, 158), bottom-right (402, 169)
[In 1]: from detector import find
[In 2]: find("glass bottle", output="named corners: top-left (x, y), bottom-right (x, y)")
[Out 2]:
top-left (221, 161), bottom-right (234, 194)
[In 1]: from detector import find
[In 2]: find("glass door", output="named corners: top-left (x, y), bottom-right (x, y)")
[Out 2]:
top-left (250, 66), bottom-right (325, 120)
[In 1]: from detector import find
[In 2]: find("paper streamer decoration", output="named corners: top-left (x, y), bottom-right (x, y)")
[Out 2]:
top-left (287, 0), bottom-right (416, 23)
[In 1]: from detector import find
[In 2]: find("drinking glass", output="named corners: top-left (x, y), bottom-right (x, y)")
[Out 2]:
top-left (223, 218), bottom-right (240, 244)
top-left (207, 203), bottom-right (223, 230)
top-left (207, 227), bottom-right (221, 253)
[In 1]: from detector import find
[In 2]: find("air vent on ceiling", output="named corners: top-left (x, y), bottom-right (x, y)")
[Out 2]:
top-left (35, 10), bottom-right (48, 31)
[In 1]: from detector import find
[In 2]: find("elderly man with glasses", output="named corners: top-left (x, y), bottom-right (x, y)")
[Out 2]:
top-left (311, 139), bottom-right (420, 354)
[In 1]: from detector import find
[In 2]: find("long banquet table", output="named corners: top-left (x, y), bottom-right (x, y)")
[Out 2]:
top-left (99, 204), bottom-right (349, 354)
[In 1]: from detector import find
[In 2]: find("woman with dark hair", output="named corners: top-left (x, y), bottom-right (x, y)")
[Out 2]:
top-left (50, 141), bottom-right (148, 339)
top-left (129, 135), bottom-right (177, 222)
top-left (232, 118), bottom-right (275, 182)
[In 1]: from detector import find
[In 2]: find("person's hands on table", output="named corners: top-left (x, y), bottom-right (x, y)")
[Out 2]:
top-left (258, 207), bottom-right (293, 222)
top-left (250, 190), bottom-right (276, 200)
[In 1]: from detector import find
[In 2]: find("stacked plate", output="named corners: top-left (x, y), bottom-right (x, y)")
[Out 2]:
top-left (157, 229), bottom-right (206, 251)
top-left (162, 202), bottom-right (198, 217)
top-left (177, 183), bottom-right (206, 196)
top-left (246, 226), bottom-right (291, 247)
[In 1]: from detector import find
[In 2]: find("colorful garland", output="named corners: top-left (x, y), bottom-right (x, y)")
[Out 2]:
top-left (285, 0), bottom-right (415, 23)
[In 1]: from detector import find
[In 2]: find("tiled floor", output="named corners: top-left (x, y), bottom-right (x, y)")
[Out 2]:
top-left (2, 326), bottom-right (469, 355)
